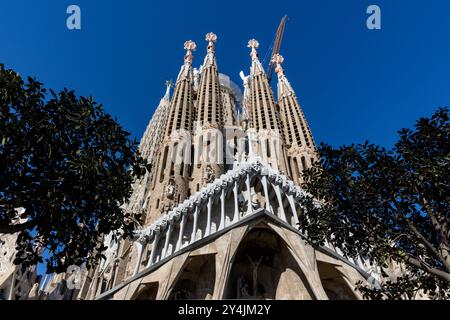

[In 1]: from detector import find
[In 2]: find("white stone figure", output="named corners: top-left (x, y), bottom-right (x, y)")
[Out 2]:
top-left (246, 130), bottom-right (261, 162)
top-left (27, 283), bottom-right (40, 300)
top-left (204, 165), bottom-right (215, 183)
top-left (165, 179), bottom-right (176, 198)
top-left (239, 71), bottom-right (251, 128)
top-left (239, 70), bottom-right (249, 83)
top-left (233, 151), bottom-right (246, 169)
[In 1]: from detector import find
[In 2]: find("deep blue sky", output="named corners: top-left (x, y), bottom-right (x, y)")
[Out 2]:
top-left (1, 1), bottom-right (449, 276)
top-left (1, 0), bottom-right (449, 149)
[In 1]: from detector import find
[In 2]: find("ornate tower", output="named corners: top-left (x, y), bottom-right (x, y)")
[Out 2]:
top-left (126, 81), bottom-right (172, 218)
top-left (190, 33), bottom-right (224, 192)
top-left (146, 41), bottom-right (196, 226)
top-left (246, 39), bottom-right (288, 174)
top-left (219, 73), bottom-right (242, 169)
top-left (272, 53), bottom-right (317, 184)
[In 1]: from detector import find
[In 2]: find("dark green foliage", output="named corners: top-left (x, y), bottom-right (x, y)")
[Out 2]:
top-left (0, 64), bottom-right (147, 273)
top-left (301, 108), bottom-right (449, 299)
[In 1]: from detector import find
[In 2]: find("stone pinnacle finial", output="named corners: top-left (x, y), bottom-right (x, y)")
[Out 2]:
top-left (247, 39), bottom-right (260, 60)
top-left (271, 53), bottom-right (285, 77)
top-left (163, 80), bottom-right (173, 98)
top-left (183, 40), bottom-right (197, 64)
top-left (165, 79), bottom-right (174, 88)
top-left (248, 39), bottom-right (259, 49)
top-left (205, 32), bottom-right (217, 53)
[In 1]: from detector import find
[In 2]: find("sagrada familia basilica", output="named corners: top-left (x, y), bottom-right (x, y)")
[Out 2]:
top-left (0, 33), bottom-right (383, 300)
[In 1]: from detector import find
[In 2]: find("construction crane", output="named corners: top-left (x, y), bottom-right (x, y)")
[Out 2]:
top-left (266, 15), bottom-right (288, 84)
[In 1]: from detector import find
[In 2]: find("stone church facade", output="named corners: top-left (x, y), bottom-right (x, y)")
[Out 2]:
top-left (0, 33), bottom-right (380, 300)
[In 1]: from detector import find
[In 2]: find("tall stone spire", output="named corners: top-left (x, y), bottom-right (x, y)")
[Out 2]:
top-left (272, 54), bottom-right (295, 98)
top-left (163, 40), bottom-right (195, 137)
top-left (195, 32), bottom-right (222, 127)
top-left (125, 81), bottom-right (173, 217)
top-left (146, 41), bottom-right (196, 225)
top-left (202, 32), bottom-right (218, 68)
top-left (247, 39), bottom-right (279, 132)
top-left (191, 32), bottom-right (224, 191)
top-left (272, 53), bottom-right (317, 184)
top-left (246, 39), bottom-right (288, 174)
top-left (176, 40), bottom-right (196, 82)
top-left (141, 80), bottom-right (172, 160)
top-left (248, 39), bottom-right (265, 77)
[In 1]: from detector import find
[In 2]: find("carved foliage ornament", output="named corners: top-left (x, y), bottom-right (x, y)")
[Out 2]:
top-left (205, 32), bottom-right (217, 43)
top-left (183, 40), bottom-right (196, 64)
top-left (184, 40), bottom-right (197, 51)
top-left (271, 53), bottom-right (285, 77)
top-left (247, 39), bottom-right (259, 60)
top-left (247, 39), bottom-right (259, 49)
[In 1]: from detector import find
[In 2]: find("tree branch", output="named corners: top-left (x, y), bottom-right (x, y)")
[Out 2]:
top-left (400, 252), bottom-right (450, 283)
top-left (0, 220), bottom-right (36, 234)
top-left (420, 197), bottom-right (448, 246)
top-left (404, 217), bottom-right (450, 272)
top-left (390, 199), bottom-right (448, 271)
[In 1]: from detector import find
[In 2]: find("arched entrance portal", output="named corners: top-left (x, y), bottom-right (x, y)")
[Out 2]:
top-left (224, 226), bottom-right (314, 299)
top-left (168, 254), bottom-right (216, 300)
top-left (133, 282), bottom-right (159, 300)
top-left (317, 261), bottom-right (358, 300)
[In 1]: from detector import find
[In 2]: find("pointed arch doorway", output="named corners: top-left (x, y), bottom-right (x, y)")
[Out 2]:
top-left (168, 254), bottom-right (216, 300)
top-left (223, 225), bottom-right (314, 299)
